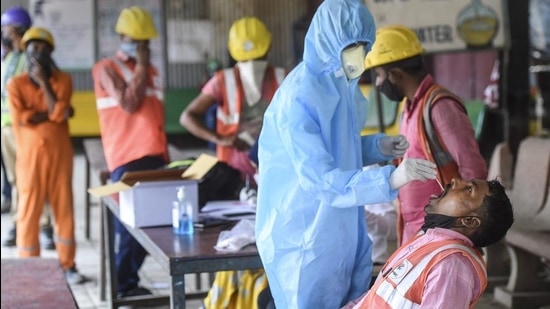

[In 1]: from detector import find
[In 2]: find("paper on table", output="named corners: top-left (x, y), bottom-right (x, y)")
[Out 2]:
top-left (181, 154), bottom-right (218, 180)
top-left (202, 200), bottom-right (254, 212)
top-left (201, 200), bottom-right (256, 220)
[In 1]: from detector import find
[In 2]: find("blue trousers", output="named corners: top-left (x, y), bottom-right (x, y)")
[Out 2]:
top-left (1, 151), bottom-right (11, 200)
top-left (110, 156), bottom-right (166, 293)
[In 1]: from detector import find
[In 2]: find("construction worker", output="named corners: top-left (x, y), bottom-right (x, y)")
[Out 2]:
top-left (91, 6), bottom-right (168, 298)
top-left (6, 27), bottom-right (85, 284)
top-left (344, 178), bottom-right (514, 308)
top-left (1, 28), bottom-right (13, 213)
top-left (181, 17), bottom-right (286, 309)
top-left (180, 16), bottom-right (287, 185)
top-left (1, 6), bottom-right (55, 250)
top-left (365, 25), bottom-right (488, 244)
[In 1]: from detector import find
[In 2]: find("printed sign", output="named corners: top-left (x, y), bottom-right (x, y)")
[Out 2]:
top-left (364, 0), bottom-right (508, 52)
top-left (29, 0), bottom-right (95, 70)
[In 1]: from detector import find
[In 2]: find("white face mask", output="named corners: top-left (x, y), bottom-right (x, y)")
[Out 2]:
top-left (341, 44), bottom-right (366, 80)
top-left (237, 60), bottom-right (268, 105)
top-left (120, 41), bottom-right (138, 58)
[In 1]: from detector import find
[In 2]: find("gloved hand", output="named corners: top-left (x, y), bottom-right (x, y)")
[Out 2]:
top-left (389, 158), bottom-right (437, 190)
top-left (239, 187), bottom-right (257, 206)
top-left (378, 135), bottom-right (409, 157)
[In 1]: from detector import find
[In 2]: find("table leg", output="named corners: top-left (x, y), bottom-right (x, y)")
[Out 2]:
top-left (104, 201), bottom-right (118, 309)
top-left (171, 274), bottom-right (187, 309)
top-left (85, 158), bottom-right (91, 240)
top-left (99, 198), bottom-right (106, 301)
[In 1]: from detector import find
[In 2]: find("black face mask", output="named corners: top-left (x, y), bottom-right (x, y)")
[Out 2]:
top-left (421, 213), bottom-right (458, 232)
top-left (379, 78), bottom-right (405, 102)
top-left (27, 51), bottom-right (53, 85)
top-left (1, 36), bottom-right (13, 49)
top-left (28, 51), bottom-right (51, 67)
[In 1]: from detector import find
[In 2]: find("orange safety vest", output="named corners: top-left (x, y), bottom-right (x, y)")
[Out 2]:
top-left (215, 65), bottom-right (285, 162)
top-left (355, 239), bottom-right (487, 309)
top-left (417, 84), bottom-right (467, 186)
top-left (94, 57), bottom-right (167, 171)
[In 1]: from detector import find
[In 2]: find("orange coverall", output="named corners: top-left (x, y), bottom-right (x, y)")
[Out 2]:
top-left (6, 70), bottom-right (77, 271)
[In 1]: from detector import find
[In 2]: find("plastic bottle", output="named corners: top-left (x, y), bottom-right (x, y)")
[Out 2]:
top-left (172, 186), bottom-right (194, 235)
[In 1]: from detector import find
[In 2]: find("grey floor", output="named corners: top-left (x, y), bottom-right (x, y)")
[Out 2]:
top-left (0, 147), bottom-right (509, 309)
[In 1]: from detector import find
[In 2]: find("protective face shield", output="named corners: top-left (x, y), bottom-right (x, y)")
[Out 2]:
top-left (341, 43), bottom-right (366, 80)
top-left (236, 60), bottom-right (268, 105)
top-left (120, 41), bottom-right (138, 58)
top-left (379, 77), bottom-right (404, 101)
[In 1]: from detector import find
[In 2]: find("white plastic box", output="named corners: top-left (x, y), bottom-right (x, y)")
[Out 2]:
top-left (88, 154), bottom-right (218, 228)
top-left (118, 179), bottom-right (198, 228)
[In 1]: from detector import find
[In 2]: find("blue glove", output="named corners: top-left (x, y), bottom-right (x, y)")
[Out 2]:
top-left (378, 134), bottom-right (409, 157)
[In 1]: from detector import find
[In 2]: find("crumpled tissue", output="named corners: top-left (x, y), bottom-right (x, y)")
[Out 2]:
top-left (214, 219), bottom-right (256, 252)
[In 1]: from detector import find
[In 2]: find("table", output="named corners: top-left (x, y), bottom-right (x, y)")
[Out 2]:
top-left (82, 138), bottom-right (110, 301)
top-left (102, 196), bottom-right (263, 309)
top-left (1, 258), bottom-right (78, 309)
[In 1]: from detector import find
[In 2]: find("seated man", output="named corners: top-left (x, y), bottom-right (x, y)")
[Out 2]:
top-left (344, 178), bottom-right (514, 309)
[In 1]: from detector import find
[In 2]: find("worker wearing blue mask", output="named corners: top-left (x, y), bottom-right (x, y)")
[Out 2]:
top-left (92, 6), bottom-right (168, 299)
top-left (255, 0), bottom-right (438, 308)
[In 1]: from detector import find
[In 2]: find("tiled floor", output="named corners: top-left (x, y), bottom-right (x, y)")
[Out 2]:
top-left (1, 147), bottom-right (510, 309)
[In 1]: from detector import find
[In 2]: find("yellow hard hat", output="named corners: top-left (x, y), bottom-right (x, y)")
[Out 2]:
top-left (22, 27), bottom-right (55, 50)
top-left (228, 17), bottom-right (271, 62)
top-left (365, 25), bottom-right (425, 69)
top-left (115, 6), bottom-right (158, 40)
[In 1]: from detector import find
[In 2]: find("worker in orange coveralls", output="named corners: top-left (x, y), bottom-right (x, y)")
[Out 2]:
top-left (6, 27), bottom-right (85, 284)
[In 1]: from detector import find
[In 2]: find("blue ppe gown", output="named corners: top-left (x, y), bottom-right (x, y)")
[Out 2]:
top-left (255, 0), bottom-right (399, 308)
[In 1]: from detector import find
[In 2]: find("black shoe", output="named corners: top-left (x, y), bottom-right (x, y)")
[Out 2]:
top-left (116, 286), bottom-right (152, 299)
top-left (2, 225), bottom-right (16, 247)
top-left (40, 226), bottom-right (55, 250)
top-left (1, 199), bottom-right (11, 214)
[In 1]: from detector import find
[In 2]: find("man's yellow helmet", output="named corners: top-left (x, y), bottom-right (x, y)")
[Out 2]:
top-left (115, 6), bottom-right (158, 40)
top-left (22, 27), bottom-right (55, 49)
top-left (365, 25), bottom-right (425, 69)
top-left (228, 17), bottom-right (271, 62)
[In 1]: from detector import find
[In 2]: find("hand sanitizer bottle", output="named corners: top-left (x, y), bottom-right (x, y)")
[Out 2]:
top-left (172, 186), bottom-right (194, 235)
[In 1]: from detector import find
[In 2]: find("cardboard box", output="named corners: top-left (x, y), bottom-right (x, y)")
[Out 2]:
top-left (88, 154), bottom-right (218, 228)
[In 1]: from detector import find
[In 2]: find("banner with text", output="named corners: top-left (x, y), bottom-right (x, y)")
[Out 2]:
top-left (364, 0), bottom-right (508, 52)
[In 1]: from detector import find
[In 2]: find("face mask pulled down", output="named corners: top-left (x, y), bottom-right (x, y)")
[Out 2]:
top-left (341, 44), bottom-right (366, 80)
top-left (237, 60), bottom-right (268, 106)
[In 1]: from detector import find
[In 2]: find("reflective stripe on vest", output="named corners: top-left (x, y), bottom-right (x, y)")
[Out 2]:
top-left (218, 68), bottom-right (240, 125)
top-left (274, 67), bottom-right (285, 86)
top-left (375, 243), bottom-right (486, 308)
top-left (96, 58), bottom-right (163, 110)
top-left (217, 67), bottom-right (285, 126)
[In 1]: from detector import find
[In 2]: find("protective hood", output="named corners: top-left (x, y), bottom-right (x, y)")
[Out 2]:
top-left (255, 1), bottom-right (396, 308)
top-left (303, 0), bottom-right (376, 73)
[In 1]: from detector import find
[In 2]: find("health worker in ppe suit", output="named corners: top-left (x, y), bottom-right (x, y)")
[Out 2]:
top-left (255, 0), bottom-right (438, 308)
